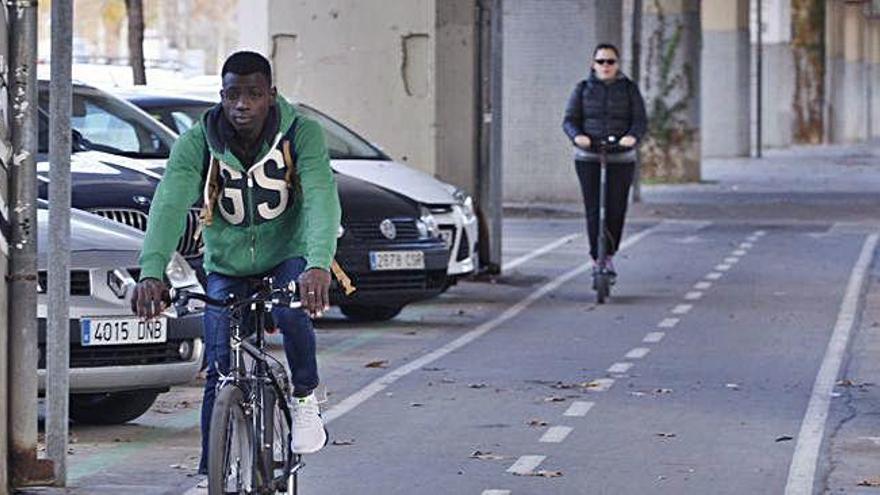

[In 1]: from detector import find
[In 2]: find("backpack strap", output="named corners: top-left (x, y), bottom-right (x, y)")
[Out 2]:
top-left (199, 155), bottom-right (221, 227)
top-left (331, 260), bottom-right (356, 295)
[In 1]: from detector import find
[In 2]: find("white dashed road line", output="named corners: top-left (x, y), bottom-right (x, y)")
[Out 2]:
top-left (733, 249), bottom-right (747, 256)
top-left (706, 272), bottom-right (723, 280)
top-left (715, 263), bottom-right (732, 271)
top-left (658, 317), bottom-right (680, 328)
top-left (607, 362), bottom-right (633, 374)
top-left (672, 304), bottom-right (693, 315)
top-left (724, 257), bottom-right (740, 264)
top-left (627, 346), bottom-right (653, 357)
top-left (507, 455), bottom-right (546, 475)
top-left (482, 490), bottom-right (511, 495)
top-left (587, 378), bottom-right (615, 392)
top-left (694, 281), bottom-right (712, 290)
top-left (563, 401), bottom-right (595, 417)
top-left (540, 426), bottom-right (574, 443)
top-left (684, 291), bottom-right (704, 301)
top-left (785, 233), bottom-right (879, 495)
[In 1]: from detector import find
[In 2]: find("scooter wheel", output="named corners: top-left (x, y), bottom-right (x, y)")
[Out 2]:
top-left (596, 275), bottom-right (610, 304)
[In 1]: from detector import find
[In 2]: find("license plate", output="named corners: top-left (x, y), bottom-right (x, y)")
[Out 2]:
top-left (81, 317), bottom-right (168, 346)
top-left (439, 229), bottom-right (455, 250)
top-left (369, 251), bottom-right (426, 271)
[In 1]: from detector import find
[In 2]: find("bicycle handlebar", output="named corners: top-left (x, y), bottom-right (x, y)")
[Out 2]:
top-left (171, 279), bottom-right (301, 315)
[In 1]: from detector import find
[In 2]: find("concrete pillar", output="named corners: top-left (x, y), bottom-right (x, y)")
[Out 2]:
top-left (501, 0), bottom-right (623, 203)
top-left (701, 0), bottom-right (750, 157)
top-left (640, 0), bottom-right (701, 181)
top-left (870, 19), bottom-right (880, 139)
top-left (825, 0), bottom-right (844, 142)
top-left (839, 1), bottom-right (867, 141)
top-left (435, 0), bottom-right (478, 196)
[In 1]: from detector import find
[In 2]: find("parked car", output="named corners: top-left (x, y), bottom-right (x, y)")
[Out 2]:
top-left (38, 81), bottom-right (449, 321)
top-left (118, 90), bottom-right (480, 284)
top-left (37, 202), bottom-right (205, 425)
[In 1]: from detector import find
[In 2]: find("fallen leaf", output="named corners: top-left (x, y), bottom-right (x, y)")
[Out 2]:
top-left (838, 379), bottom-right (855, 387)
top-left (654, 388), bottom-right (673, 394)
top-left (775, 435), bottom-right (794, 442)
top-left (858, 478), bottom-right (880, 487)
top-left (543, 396), bottom-right (566, 403)
top-left (725, 383), bottom-right (741, 390)
top-left (514, 470), bottom-right (564, 478)
top-left (410, 402), bottom-right (424, 407)
top-left (469, 450), bottom-right (507, 460)
top-left (169, 464), bottom-right (185, 470)
top-left (468, 383), bottom-right (488, 389)
top-left (331, 439), bottom-right (355, 446)
top-left (528, 419), bottom-right (549, 427)
top-left (629, 391), bottom-right (647, 397)
top-left (551, 382), bottom-right (576, 390)
top-left (423, 367), bottom-right (445, 372)
top-left (441, 378), bottom-right (456, 384)
top-left (365, 360), bottom-right (389, 368)
top-left (656, 432), bottom-right (677, 438)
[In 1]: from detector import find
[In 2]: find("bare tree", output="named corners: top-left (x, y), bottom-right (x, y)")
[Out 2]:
top-left (125, 0), bottom-right (146, 85)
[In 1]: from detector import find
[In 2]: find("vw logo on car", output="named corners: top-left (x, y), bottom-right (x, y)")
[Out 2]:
top-left (380, 219), bottom-right (397, 240)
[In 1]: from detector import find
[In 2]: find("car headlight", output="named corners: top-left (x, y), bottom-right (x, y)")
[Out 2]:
top-left (165, 252), bottom-right (200, 289)
top-left (418, 207), bottom-right (441, 239)
top-left (461, 195), bottom-right (476, 223)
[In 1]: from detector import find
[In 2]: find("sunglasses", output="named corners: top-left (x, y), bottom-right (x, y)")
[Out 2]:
top-left (594, 59), bottom-right (618, 66)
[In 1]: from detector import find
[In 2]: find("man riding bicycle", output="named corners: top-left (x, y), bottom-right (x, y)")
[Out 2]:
top-left (131, 51), bottom-right (341, 475)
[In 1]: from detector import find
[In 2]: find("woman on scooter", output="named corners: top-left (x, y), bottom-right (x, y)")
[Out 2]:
top-left (562, 43), bottom-right (647, 283)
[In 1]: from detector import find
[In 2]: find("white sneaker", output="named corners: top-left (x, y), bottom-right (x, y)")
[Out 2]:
top-left (292, 394), bottom-right (327, 454)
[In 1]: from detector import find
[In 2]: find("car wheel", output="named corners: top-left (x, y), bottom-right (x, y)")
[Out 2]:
top-left (339, 304), bottom-right (404, 322)
top-left (69, 390), bottom-right (160, 425)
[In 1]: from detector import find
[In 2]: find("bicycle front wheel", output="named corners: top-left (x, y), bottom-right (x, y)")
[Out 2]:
top-left (208, 385), bottom-right (256, 494)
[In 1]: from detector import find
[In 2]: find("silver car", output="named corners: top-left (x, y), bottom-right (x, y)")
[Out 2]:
top-left (37, 203), bottom-right (205, 425)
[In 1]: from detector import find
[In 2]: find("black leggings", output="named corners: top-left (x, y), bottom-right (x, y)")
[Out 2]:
top-left (575, 160), bottom-right (635, 261)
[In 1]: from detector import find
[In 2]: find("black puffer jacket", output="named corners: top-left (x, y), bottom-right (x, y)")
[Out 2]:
top-left (562, 72), bottom-right (647, 149)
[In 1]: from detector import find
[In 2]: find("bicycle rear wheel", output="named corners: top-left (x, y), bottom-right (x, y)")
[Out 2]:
top-left (208, 385), bottom-right (256, 494)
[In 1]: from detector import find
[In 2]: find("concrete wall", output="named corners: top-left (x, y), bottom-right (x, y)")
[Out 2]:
top-left (701, 0), bottom-right (750, 157)
top-left (502, 0), bottom-right (621, 203)
top-left (259, 0), bottom-right (438, 175)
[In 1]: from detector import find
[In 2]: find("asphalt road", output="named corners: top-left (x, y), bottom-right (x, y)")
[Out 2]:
top-left (22, 215), bottom-right (877, 495)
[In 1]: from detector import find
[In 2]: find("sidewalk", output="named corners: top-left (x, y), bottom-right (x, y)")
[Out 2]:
top-left (505, 141), bottom-right (880, 226)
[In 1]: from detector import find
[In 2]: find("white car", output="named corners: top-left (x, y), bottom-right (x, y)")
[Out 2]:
top-left (119, 90), bottom-right (481, 284)
top-left (36, 203), bottom-right (205, 425)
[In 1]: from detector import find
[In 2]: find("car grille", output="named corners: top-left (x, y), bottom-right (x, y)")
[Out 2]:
top-left (37, 270), bottom-right (90, 295)
top-left (350, 270), bottom-right (446, 291)
top-left (92, 208), bottom-right (203, 256)
top-left (456, 229), bottom-right (471, 261)
top-left (347, 219), bottom-right (420, 241)
top-left (38, 341), bottom-right (187, 368)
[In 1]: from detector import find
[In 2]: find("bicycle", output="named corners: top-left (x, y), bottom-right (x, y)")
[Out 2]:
top-left (173, 278), bottom-right (305, 494)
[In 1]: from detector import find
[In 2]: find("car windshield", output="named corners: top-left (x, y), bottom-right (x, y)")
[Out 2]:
top-left (38, 86), bottom-right (176, 159)
top-left (295, 104), bottom-right (386, 160)
top-left (151, 105), bottom-right (210, 133)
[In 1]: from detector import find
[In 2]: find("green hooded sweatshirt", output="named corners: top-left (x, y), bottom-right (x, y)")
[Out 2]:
top-left (138, 95), bottom-right (341, 280)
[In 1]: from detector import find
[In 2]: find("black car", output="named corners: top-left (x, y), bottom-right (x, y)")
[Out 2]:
top-left (37, 81), bottom-right (448, 321)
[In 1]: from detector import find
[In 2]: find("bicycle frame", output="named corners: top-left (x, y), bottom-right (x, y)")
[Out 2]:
top-left (174, 280), bottom-right (303, 494)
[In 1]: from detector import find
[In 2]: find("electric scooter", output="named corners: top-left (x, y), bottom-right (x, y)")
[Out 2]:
top-left (592, 135), bottom-right (617, 304)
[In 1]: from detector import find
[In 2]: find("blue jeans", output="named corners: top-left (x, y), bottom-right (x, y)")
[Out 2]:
top-left (198, 256), bottom-right (318, 473)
